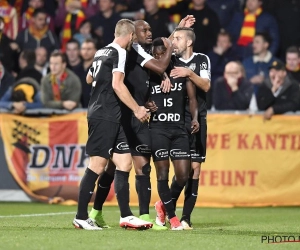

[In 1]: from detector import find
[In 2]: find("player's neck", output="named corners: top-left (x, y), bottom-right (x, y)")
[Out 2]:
top-left (181, 50), bottom-right (193, 60)
top-left (113, 37), bottom-right (127, 49)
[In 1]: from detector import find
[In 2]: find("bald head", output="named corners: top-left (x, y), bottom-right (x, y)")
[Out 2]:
top-left (134, 20), bottom-right (152, 46)
top-left (224, 61), bottom-right (244, 79)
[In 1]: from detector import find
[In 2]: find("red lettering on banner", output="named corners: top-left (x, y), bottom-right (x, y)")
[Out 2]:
top-left (238, 134), bottom-right (249, 149)
top-left (199, 170), bottom-right (258, 186)
top-left (248, 171), bottom-right (258, 186)
top-left (251, 134), bottom-right (262, 149)
top-left (266, 134), bottom-right (276, 149)
top-left (210, 171), bottom-right (218, 185)
top-left (207, 134), bottom-right (218, 149)
top-left (199, 170), bottom-right (207, 185)
top-left (221, 134), bottom-right (230, 149)
top-left (279, 134), bottom-right (289, 150)
top-left (221, 170), bottom-right (232, 185)
top-left (291, 135), bottom-right (300, 150)
top-left (234, 171), bottom-right (245, 185)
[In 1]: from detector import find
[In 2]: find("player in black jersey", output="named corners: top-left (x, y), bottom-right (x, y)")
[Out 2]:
top-left (169, 27), bottom-right (211, 229)
top-left (89, 16), bottom-right (196, 230)
top-left (149, 38), bottom-right (199, 230)
top-left (73, 19), bottom-right (153, 230)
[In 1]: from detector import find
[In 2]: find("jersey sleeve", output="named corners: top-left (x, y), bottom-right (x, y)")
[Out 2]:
top-left (131, 42), bottom-right (153, 67)
top-left (112, 47), bottom-right (127, 74)
top-left (199, 54), bottom-right (211, 81)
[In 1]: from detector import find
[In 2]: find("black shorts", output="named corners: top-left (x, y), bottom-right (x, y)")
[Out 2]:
top-left (121, 115), bottom-right (151, 157)
top-left (150, 125), bottom-right (190, 162)
top-left (185, 116), bottom-right (207, 163)
top-left (86, 118), bottom-right (130, 158)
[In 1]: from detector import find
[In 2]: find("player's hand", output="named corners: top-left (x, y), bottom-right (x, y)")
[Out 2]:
top-left (263, 107), bottom-right (274, 121)
top-left (161, 37), bottom-right (172, 49)
top-left (170, 66), bottom-right (191, 78)
top-left (134, 106), bottom-right (150, 122)
top-left (191, 119), bottom-right (199, 134)
top-left (63, 100), bottom-right (77, 110)
top-left (160, 77), bottom-right (173, 93)
top-left (178, 15), bottom-right (196, 28)
top-left (145, 101), bottom-right (158, 112)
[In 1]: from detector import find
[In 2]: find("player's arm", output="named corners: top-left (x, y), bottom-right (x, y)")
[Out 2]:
top-left (112, 71), bottom-right (149, 122)
top-left (170, 66), bottom-right (210, 92)
top-left (168, 15), bottom-right (196, 41)
top-left (144, 38), bottom-right (173, 75)
top-left (187, 69), bottom-right (211, 92)
top-left (86, 68), bottom-right (94, 85)
top-left (186, 79), bottom-right (199, 134)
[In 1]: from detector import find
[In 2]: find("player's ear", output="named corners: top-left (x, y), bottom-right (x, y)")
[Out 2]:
top-left (187, 39), bottom-right (192, 47)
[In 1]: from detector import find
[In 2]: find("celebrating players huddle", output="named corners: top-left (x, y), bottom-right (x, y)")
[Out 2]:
top-left (73, 16), bottom-right (211, 231)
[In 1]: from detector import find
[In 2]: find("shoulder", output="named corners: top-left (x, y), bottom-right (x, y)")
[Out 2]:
top-left (66, 69), bottom-right (81, 82)
top-left (194, 53), bottom-right (211, 66)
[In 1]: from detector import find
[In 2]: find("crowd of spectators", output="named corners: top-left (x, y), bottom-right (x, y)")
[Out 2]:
top-left (0, 0), bottom-right (300, 118)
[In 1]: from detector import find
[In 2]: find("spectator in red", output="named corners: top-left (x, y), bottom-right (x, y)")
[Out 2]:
top-left (0, 0), bottom-right (18, 39)
top-left (227, 0), bottom-right (279, 59)
top-left (285, 46), bottom-right (300, 84)
top-left (19, 0), bottom-right (55, 32)
top-left (213, 61), bottom-right (253, 110)
top-left (40, 51), bottom-right (82, 110)
top-left (60, 0), bottom-right (86, 52)
top-left (16, 8), bottom-right (60, 57)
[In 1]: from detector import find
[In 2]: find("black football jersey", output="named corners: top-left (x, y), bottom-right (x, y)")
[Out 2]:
top-left (87, 43), bottom-right (127, 122)
top-left (124, 42), bottom-right (153, 106)
top-left (149, 58), bottom-right (187, 128)
top-left (172, 53), bottom-right (211, 117)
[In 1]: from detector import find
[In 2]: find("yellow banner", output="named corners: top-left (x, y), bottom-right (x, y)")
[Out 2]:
top-left (1, 113), bottom-right (300, 207)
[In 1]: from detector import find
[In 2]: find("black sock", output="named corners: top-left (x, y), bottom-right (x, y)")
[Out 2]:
top-left (182, 178), bottom-right (199, 221)
top-left (76, 168), bottom-right (99, 220)
top-left (170, 176), bottom-right (184, 210)
top-left (135, 175), bottom-right (151, 215)
top-left (93, 171), bottom-right (114, 211)
top-left (157, 180), bottom-right (176, 219)
top-left (114, 170), bottom-right (133, 218)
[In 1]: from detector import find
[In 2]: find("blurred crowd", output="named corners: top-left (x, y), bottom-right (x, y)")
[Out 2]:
top-left (0, 0), bottom-right (300, 119)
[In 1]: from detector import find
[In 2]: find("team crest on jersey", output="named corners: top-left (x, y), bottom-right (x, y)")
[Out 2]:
top-left (201, 62), bottom-right (207, 70)
top-left (189, 63), bottom-right (196, 71)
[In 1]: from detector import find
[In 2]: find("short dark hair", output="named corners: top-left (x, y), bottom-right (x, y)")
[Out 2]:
top-left (21, 49), bottom-right (36, 65)
top-left (82, 38), bottom-right (98, 50)
top-left (218, 30), bottom-right (232, 43)
top-left (11, 89), bottom-right (26, 102)
top-left (66, 38), bottom-right (80, 49)
top-left (33, 8), bottom-right (48, 17)
top-left (255, 32), bottom-right (272, 45)
top-left (174, 27), bottom-right (196, 45)
top-left (152, 37), bottom-right (165, 47)
top-left (50, 50), bottom-right (67, 63)
top-left (286, 46), bottom-right (300, 57)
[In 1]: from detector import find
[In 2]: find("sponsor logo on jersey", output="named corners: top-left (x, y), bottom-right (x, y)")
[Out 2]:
top-left (136, 144), bottom-right (151, 154)
top-left (116, 142), bottom-right (129, 151)
top-left (201, 62), bottom-right (207, 70)
top-left (189, 63), bottom-right (196, 71)
top-left (155, 149), bottom-right (168, 158)
top-left (170, 149), bottom-right (189, 158)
